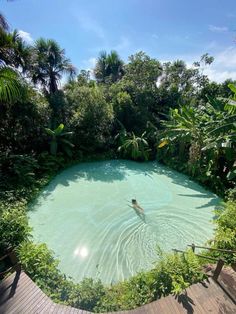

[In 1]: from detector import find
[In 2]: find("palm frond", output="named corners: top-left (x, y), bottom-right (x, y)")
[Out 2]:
top-left (0, 67), bottom-right (22, 104)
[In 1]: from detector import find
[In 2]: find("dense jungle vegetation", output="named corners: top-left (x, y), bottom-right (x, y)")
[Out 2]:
top-left (0, 12), bottom-right (235, 312)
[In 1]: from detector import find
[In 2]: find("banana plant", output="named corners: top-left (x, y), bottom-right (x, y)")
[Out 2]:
top-left (45, 124), bottom-right (74, 156)
top-left (226, 84), bottom-right (236, 114)
top-left (118, 131), bottom-right (150, 161)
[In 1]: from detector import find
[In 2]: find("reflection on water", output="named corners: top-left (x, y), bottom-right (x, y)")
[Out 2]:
top-left (74, 246), bottom-right (89, 258)
top-left (28, 160), bottom-right (220, 284)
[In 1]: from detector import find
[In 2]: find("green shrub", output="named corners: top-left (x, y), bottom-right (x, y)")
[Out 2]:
top-left (0, 207), bottom-right (31, 252)
top-left (18, 242), bottom-right (105, 310)
top-left (210, 201), bottom-right (236, 264)
top-left (18, 242), bottom-right (72, 300)
top-left (0, 153), bottom-right (39, 187)
top-left (16, 240), bottom-right (205, 313)
top-left (37, 152), bottom-right (65, 174)
top-left (95, 250), bottom-right (205, 312)
top-left (76, 278), bottom-right (105, 311)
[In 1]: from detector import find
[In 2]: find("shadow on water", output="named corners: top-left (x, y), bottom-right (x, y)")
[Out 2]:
top-left (28, 160), bottom-right (220, 212)
top-left (29, 161), bottom-right (128, 209)
top-left (178, 194), bottom-right (219, 209)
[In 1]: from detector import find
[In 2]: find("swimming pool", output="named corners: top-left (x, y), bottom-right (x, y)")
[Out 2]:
top-left (28, 160), bottom-right (219, 284)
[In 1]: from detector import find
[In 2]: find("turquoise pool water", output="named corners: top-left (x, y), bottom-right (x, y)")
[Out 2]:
top-left (28, 160), bottom-right (219, 284)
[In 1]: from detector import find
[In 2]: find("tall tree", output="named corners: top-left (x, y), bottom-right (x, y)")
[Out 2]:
top-left (94, 50), bottom-right (124, 83)
top-left (30, 38), bottom-right (75, 126)
top-left (0, 14), bottom-right (25, 104)
top-left (30, 38), bottom-right (75, 95)
top-left (0, 13), bottom-right (9, 31)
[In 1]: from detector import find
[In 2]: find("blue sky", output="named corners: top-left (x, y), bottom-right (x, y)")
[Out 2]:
top-left (2, 0), bottom-right (236, 82)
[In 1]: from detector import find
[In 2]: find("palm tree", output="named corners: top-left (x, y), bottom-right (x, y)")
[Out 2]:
top-left (106, 50), bottom-right (124, 82)
top-left (0, 13), bottom-right (9, 31)
top-left (0, 30), bottom-right (31, 71)
top-left (29, 38), bottom-right (76, 126)
top-left (0, 13), bottom-right (11, 66)
top-left (0, 14), bottom-right (25, 104)
top-left (94, 51), bottom-right (107, 83)
top-left (0, 16), bottom-right (31, 72)
top-left (30, 38), bottom-right (76, 96)
top-left (94, 50), bottom-right (124, 83)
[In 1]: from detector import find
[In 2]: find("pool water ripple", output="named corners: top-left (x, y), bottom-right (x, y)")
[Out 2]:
top-left (28, 160), bottom-right (219, 284)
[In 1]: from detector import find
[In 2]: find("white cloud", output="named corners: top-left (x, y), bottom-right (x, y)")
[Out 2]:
top-left (204, 68), bottom-right (236, 82)
top-left (18, 30), bottom-right (33, 43)
top-left (214, 47), bottom-right (236, 68)
top-left (76, 13), bottom-right (105, 40)
top-left (81, 57), bottom-right (97, 72)
top-left (209, 25), bottom-right (228, 33)
top-left (203, 46), bottom-right (236, 82)
top-left (160, 46), bottom-right (236, 83)
top-left (87, 57), bottom-right (97, 68)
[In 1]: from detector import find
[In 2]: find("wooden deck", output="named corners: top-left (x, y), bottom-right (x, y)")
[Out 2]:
top-left (0, 269), bottom-right (236, 314)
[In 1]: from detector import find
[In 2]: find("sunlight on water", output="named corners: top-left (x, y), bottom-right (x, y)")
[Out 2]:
top-left (28, 160), bottom-right (220, 284)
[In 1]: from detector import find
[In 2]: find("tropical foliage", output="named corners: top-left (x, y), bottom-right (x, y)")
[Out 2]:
top-left (30, 38), bottom-right (75, 95)
top-left (0, 11), bottom-right (236, 313)
top-left (17, 237), bottom-right (205, 312)
top-left (157, 89), bottom-right (236, 195)
top-left (208, 201), bottom-right (236, 264)
top-left (45, 123), bottom-right (74, 156)
top-left (118, 131), bottom-right (150, 161)
top-left (0, 66), bottom-right (22, 103)
top-left (94, 50), bottom-right (124, 83)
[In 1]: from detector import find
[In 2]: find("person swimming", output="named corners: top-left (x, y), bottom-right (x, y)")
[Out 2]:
top-left (131, 199), bottom-right (144, 213)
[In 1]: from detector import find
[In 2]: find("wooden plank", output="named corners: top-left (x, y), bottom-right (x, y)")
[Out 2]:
top-left (0, 270), bottom-right (26, 293)
top-left (37, 301), bottom-right (56, 314)
top-left (183, 291), bottom-right (205, 314)
top-left (33, 294), bottom-right (53, 313)
top-left (51, 304), bottom-right (61, 314)
top-left (10, 283), bottom-right (45, 313)
top-left (1, 271), bottom-right (236, 314)
top-left (7, 275), bottom-right (46, 312)
top-left (66, 307), bottom-right (75, 314)
top-left (56, 304), bottom-right (70, 313)
top-left (73, 307), bottom-right (82, 314)
top-left (0, 273), bottom-right (35, 313)
top-left (143, 302), bottom-right (158, 314)
top-left (22, 289), bottom-right (47, 314)
top-left (151, 298), bottom-right (168, 314)
top-left (208, 278), bottom-right (236, 313)
top-left (188, 279), bottom-right (231, 314)
top-left (42, 302), bottom-right (56, 313)
top-left (163, 295), bottom-right (181, 314)
top-left (25, 291), bottom-right (52, 313)
top-left (217, 268), bottom-right (236, 302)
top-left (68, 307), bottom-right (76, 314)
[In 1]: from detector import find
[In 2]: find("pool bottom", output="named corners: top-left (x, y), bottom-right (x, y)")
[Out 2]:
top-left (28, 160), bottom-right (218, 284)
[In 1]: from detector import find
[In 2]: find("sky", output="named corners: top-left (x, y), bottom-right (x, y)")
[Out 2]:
top-left (1, 0), bottom-right (236, 82)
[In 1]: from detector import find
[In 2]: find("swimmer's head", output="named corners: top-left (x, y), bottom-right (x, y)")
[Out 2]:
top-left (132, 199), bottom-right (137, 204)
